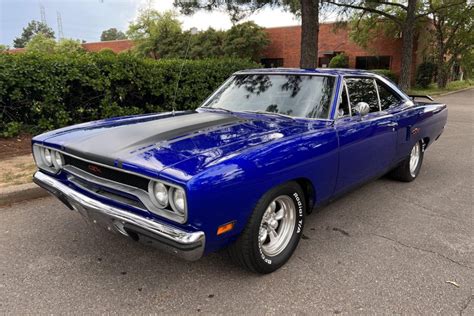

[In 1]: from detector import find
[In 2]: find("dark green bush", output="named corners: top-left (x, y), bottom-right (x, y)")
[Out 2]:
top-left (328, 54), bottom-right (349, 68)
top-left (0, 52), bottom-right (258, 136)
top-left (1, 122), bottom-right (22, 137)
top-left (371, 69), bottom-right (398, 83)
top-left (415, 61), bottom-right (436, 88)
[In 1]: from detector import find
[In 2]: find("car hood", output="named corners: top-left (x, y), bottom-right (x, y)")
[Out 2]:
top-left (36, 110), bottom-right (330, 180)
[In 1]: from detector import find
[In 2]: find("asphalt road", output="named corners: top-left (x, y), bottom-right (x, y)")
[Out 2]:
top-left (1, 89), bottom-right (473, 315)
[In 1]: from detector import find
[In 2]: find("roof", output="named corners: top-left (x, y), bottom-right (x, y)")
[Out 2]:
top-left (235, 68), bottom-right (376, 76)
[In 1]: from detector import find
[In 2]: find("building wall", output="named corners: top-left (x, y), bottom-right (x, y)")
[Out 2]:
top-left (81, 39), bottom-right (134, 53)
top-left (262, 23), bottom-right (418, 79)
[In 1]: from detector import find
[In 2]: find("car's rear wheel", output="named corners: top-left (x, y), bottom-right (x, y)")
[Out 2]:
top-left (390, 140), bottom-right (424, 182)
top-left (228, 182), bottom-right (305, 274)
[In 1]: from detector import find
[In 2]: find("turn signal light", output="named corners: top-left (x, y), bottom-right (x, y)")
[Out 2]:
top-left (217, 221), bottom-right (235, 235)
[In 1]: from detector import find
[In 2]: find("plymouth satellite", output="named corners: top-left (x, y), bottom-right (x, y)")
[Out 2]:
top-left (32, 68), bottom-right (448, 273)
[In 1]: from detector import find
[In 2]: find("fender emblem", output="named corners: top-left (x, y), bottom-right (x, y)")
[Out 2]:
top-left (411, 127), bottom-right (420, 135)
top-left (88, 164), bottom-right (102, 174)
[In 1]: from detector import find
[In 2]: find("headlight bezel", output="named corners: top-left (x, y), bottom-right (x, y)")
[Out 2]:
top-left (33, 144), bottom-right (64, 174)
top-left (148, 180), bottom-right (187, 219)
top-left (169, 187), bottom-right (186, 216)
top-left (149, 181), bottom-right (169, 208)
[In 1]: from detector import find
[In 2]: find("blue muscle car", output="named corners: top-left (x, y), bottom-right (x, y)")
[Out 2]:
top-left (32, 68), bottom-right (448, 273)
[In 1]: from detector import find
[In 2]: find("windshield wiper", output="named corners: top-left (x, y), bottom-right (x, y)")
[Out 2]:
top-left (242, 110), bottom-right (295, 120)
top-left (201, 107), bottom-right (234, 114)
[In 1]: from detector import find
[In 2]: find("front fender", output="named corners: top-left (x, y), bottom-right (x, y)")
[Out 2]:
top-left (180, 127), bottom-right (339, 254)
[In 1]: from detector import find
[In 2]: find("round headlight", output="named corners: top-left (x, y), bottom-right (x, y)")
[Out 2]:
top-left (152, 182), bottom-right (168, 207)
top-left (43, 148), bottom-right (53, 166)
top-left (53, 151), bottom-right (64, 168)
top-left (171, 188), bottom-right (186, 215)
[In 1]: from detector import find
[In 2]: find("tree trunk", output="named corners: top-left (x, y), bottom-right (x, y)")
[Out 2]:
top-left (434, 24), bottom-right (449, 88)
top-left (398, 0), bottom-right (417, 91)
top-left (300, 0), bottom-right (319, 68)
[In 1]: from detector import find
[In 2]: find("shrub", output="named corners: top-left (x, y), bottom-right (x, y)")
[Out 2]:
top-left (416, 61), bottom-right (436, 88)
top-left (371, 69), bottom-right (398, 83)
top-left (1, 122), bottom-right (22, 138)
top-left (0, 53), bottom-right (259, 136)
top-left (328, 54), bottom-right (349, 68)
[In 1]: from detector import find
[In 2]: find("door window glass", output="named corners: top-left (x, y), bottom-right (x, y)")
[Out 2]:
top-left (377, 80), bottom-right (402, 110)
top-left (345, 78), bottom-right (380, 113)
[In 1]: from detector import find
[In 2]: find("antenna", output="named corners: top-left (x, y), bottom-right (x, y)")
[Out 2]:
top-left (57, 12), bottom-right (64, 39)
top-left (40, 3), bottom-right (46, 24)
top-left (171, 27), bottom-right (198, 115)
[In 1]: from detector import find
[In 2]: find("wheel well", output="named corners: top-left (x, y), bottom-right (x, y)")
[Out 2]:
top-left (293, 178), bottom-right (316, 214)
top-left (422, 137), bottom-right (430, 150)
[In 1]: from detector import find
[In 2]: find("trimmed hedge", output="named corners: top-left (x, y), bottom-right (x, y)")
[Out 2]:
top-left (0, 52), bottom-right (259, 136)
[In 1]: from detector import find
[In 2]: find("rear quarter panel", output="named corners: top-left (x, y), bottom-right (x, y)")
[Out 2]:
top-left (392, 102), bottom-right (447, 162)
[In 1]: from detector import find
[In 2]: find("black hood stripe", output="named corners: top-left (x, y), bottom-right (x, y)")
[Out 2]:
top-left (63, 112), bottom-right (242, 166)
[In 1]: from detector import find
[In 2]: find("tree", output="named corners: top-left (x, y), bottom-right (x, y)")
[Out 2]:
top-left (127, 10), bottom-right (185, 59)
top-left (25, 33), bottom-right (56, 53)
top-left (24, 35), bottom-right (85, 55)
top-left (428, 0), bottom-right (473, 88)
top-left (174, 0), bottom-right (321, 68)
top-left (0, 44), bottom-right (9, 52)
top-left (326, 0), bottom-right (422, 90)
top-left (188, 28), bottom-right (226, 59)
top-left (55, 38), bottom-right (85, 54)
top-left (329, 53), bottom-right (349, 68)
top-left (100, 28), bottom-right (127, 41)
top-left (13, 20), bottom-right (55, 48)
top-left (327, 0), bottom-right (468, 90)
top-left (223, 22), bottom-right (270, 61)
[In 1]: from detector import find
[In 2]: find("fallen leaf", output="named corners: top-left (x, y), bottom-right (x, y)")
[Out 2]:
top-left (446, 280), bottom-right (460, 288)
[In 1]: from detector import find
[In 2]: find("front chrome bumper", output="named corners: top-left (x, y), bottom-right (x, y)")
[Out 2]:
top-left (33, 171), bottom-right (205, 261)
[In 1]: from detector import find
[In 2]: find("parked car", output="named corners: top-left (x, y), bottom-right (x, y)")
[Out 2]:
top-left (32, 68), bottom-right (448, 273)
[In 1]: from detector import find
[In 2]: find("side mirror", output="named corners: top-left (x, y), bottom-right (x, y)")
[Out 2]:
top-left (353, 102), bottom-right (370, 117)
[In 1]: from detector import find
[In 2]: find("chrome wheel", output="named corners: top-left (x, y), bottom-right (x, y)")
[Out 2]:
top-left (409, 142), bottom-right (421, 177)
top-left (258, 195), bottom-right (296, 257)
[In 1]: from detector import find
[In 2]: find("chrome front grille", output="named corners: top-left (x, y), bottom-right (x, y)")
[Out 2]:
top-left (61, 160), bottom-right (186, 224)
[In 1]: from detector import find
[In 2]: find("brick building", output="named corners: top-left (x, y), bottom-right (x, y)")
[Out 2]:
top-left (6, 22), bottom-right (424, 80)
top-left (81, 39), bottom-right (134, 53)
top-left (6, 39), bottom-right (135, 54)
top-left (261, 23), bottom-right (422, 80)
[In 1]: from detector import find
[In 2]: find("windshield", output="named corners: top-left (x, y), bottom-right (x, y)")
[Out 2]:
top-left (202, 74), bottom-right (336, 119)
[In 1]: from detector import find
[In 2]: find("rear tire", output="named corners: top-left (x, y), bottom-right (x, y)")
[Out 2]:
top-left (228, 182), bottom-right (305, 274)
top-left (390, 141), bottom-right (424, 182)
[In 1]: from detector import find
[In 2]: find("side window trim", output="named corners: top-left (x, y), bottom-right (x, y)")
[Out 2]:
top-left (344, 81), bottom-right (352, 116)
top-left (373, 78), bottom-right (382, 112)
top-left (336, 80), bottom-right (352, 119)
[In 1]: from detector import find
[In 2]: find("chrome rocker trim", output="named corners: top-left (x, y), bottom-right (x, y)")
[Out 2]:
top-left (33, 171), bottom-right (205, 261)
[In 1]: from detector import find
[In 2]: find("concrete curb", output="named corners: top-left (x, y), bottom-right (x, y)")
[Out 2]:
top-left (0, 182), bottom-right (49, 207)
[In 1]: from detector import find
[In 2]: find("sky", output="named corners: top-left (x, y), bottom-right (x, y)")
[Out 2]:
top-left (0, 0), bottom-right (301, 46)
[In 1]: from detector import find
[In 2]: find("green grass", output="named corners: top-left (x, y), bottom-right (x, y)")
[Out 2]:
top-left (408, 80), bottom-right (473, 96)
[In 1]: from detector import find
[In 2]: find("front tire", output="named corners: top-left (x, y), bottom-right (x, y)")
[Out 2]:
top-left (390, 140), bottom-right (424, 182)
top-left (228, 182), bottom-right (305, 274)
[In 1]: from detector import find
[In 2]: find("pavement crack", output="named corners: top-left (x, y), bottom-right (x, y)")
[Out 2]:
top-left (371, 233), bottom-right (473, 270)
top-left (459, 292), bottom-right (473, 315)
top-left (386, 190), bottom-right (462, 223)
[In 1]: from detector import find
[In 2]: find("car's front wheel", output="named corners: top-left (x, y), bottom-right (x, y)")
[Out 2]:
top-left (390, 140), bottom-right (424, 182)
top-left (228, 182), bottom-right (305, 274)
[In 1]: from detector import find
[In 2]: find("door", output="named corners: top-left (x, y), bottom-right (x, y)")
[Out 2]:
top-left (334, 77), bottom-right (398, 194)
